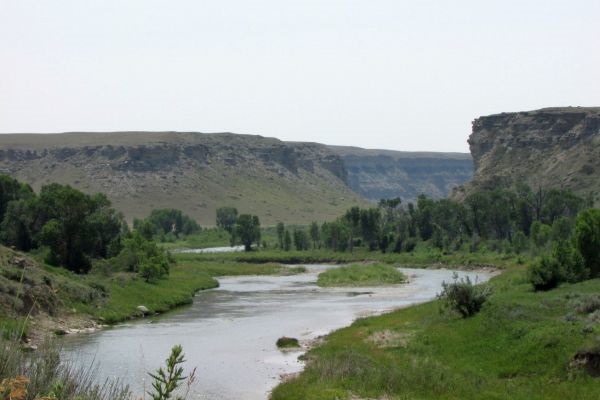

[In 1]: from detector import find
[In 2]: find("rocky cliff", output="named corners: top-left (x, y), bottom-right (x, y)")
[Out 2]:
top-left (0, 132), bottom-right (366, 225)
top-left (453, 107), bottom-right (600, 202)
top-left (329, 146), bottom-right (473, 203)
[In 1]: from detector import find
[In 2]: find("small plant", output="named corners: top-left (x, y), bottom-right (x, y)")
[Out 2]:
top-left (276, 337), bottom-right (300, 349)
top-left (438, 273), bottom-right (491, 318)
top-left (574, 295), bottom-right (600, 314)
top-left (148, 345), bottom-right (196, 400)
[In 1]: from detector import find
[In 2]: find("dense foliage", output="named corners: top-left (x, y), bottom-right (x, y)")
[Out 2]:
top-left (0, 177), bottom-right (127, 273)
top-left (273, 186), bottom-right (589, 257)
top-left (215, 207), bottom-right (238, 233)
top-left (232, 214), bottom-right (261, 251)
top-left (0, 175), bottom-right (174, 280)
top-left (133, 208), bottom-right (200, 241)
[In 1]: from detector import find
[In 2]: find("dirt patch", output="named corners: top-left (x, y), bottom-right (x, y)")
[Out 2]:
top-left (349, 394), bottom-right (394, 400)
top-left (366, 329), bottom-right (413, 349)
top-left (25, 311), bottom-right (103, 347)
top-left (570, 350), bottom-right (600, 377)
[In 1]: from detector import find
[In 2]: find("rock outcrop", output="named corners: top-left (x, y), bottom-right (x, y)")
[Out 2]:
top-left (453, 107), bottom-right (600, 202)
top-left (329, 146), bottom-right (473, 203)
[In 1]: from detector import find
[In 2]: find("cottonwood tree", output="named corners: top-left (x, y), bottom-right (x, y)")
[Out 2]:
top-left (216, 207), bottom-right (238, 233)
top-left (233, 214), bottom-right (261, 251)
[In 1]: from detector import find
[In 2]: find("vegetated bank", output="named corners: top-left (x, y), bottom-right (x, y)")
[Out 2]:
top-left (272, 265), bottom-right (600, 400)
top-left (0, 175), bottom-right (296, 342)
top-left (268, 187), bottom-right (600, 399)
top-left (316, 263), bottom-right (406, 287)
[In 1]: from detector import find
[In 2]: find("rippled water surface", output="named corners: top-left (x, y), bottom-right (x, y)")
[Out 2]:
top-left (61, 265), bottom-right (495, 400)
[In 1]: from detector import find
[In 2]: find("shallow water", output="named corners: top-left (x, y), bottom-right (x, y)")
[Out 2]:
top-left (176, 245), bottom-right (246, 254)
top-left (61, 265), bottom-right (495, 400)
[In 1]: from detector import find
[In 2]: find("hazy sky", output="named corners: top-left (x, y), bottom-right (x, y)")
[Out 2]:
top-left (1, 1), bottom-right (599, 152)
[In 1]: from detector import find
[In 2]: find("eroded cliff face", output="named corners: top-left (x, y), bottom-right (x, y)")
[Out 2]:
top-left (453, 107), bottom-right (600, 201)
top-left (329, 146), bottom-right (473, 203)
top-left (0, 132), bottom-right (363, 225)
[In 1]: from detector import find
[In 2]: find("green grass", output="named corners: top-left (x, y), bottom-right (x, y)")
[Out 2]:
top-left (160, 228), bottom-right (232, 250)
top-left (271, 267), bottom-right (600, 400)
top-left (277, 336), bottom-right (301, 349)
top-left (177, 245), bottom-right (519, 270)
top-left (76, 259), bottom-right (300, 324)
top-left (0, 244), bottom-right (305, 331)
top-left (317, 263), bottom-right (406, 287)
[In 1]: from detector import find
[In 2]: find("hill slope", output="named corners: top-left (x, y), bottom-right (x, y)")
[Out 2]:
top-left (453, 107), bottom-right (600, 202)
top-left (329, 145), bottom-right (473, 202)
top-left (0, 132), bottom-right (367, 225)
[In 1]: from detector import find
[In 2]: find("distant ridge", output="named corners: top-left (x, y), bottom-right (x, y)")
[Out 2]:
top-left (0, 131), bottom-right (476, 224)
top-left (328, 145), bottom-right (473, 203)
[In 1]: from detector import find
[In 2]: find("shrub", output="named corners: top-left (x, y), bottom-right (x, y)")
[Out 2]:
top-left (403, 238), bottom-right (417, 253)
top-left (574, 209), bottom-right (600, 277)
top-left (554, 240), bottom-right (588, 283)
top-left (276, 337), bottom-right (300, 349)
top-left (574, 295), bottom-right (600, 314)
top-left (528, 256), bottom-right (564, 291)
top-left (438, 273), bottom-right (491, 318)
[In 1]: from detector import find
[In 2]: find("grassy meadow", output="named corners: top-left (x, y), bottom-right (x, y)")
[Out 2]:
top-left (272, 266), bottom-right (600, 400)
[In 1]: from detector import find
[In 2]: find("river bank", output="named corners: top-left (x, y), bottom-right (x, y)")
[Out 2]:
top-left (271, 266), bottom-right (600, 400)
top-left (59, 265), bottom-right (497, 399)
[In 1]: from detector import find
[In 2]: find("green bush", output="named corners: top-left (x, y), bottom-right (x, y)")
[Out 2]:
top-left (438, 273), bottom-right (491, 318)
top-left (574, 209), bottom-right (600, 277)
top-left (528, 256), bottom-right (564, 291)
top-left (276, 336), bottom-right (300, 349)
top-left (112, 233), bottom-right (172, 282)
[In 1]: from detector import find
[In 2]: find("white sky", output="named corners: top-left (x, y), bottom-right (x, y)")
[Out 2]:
top-left (1, 1), bottom-right (599, 152)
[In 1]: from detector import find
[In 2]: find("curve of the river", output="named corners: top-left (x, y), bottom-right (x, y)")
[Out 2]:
top-left (61, 265), bottom-right (496, 400)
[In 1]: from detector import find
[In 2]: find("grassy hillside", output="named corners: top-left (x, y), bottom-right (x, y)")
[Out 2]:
top-left (0, 132), bottom-right (369, 225)
top-left (272, 266), bottom-right (600, 399)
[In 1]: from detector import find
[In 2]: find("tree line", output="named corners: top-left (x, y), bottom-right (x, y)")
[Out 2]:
top-left (264, 185), bottom-right (590, 254)
top-left (0, 175), bottom-right (200, 282)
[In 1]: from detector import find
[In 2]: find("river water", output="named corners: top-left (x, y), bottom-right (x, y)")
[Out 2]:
top-left (61, 265), bottom-right (495, 400)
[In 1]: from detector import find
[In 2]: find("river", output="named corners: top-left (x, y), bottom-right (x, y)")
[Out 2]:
top-left (61, 264), bottom-right (495, 400)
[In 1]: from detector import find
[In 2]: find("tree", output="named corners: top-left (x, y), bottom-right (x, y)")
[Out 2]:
top-left (344, 206), bottom-right (361, 252)
top-left (0, 199), bottom-right (35, 251)
top-left (415, 195), bottom-right (436, 240)
top-left (276, 222), bottom-right (285, 249)
top-left (37, 184), bottom-right (98, 273)
top-left (574, 209), bottom-right (600, 277)
top-left (359, 208), bottom-right (381, 251)
top-left (321, 220), bottom-right (349, 252)
top-left (283, 230), bottom-right (292, 251)
top-left (0, 175), bottom-right (33, 222)
top-left (309, 222), bottom-right (320, 249)
top-left (233, 214), bottom-right (261, 251)
top-left (135, 208), bottom-right (200, 239)
top-left (33, 183), bottom-right (128, 273)
top-left (216, 207), bottom-right (238, 233)
top-left (530, 221), bottom-right (552, 249)
top-left (293, 229), bottom-right (309, 251)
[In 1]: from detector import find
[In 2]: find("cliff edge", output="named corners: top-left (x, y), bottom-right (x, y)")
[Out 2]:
top-left (453, 107), bottom-right (600, 202)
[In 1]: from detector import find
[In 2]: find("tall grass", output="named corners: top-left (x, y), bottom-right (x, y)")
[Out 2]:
top-left (0, 337), bottom-right (131, 400)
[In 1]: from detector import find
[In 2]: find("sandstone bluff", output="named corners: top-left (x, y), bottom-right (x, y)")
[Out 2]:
top-left (453, 107), bottom-right (600, 204)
